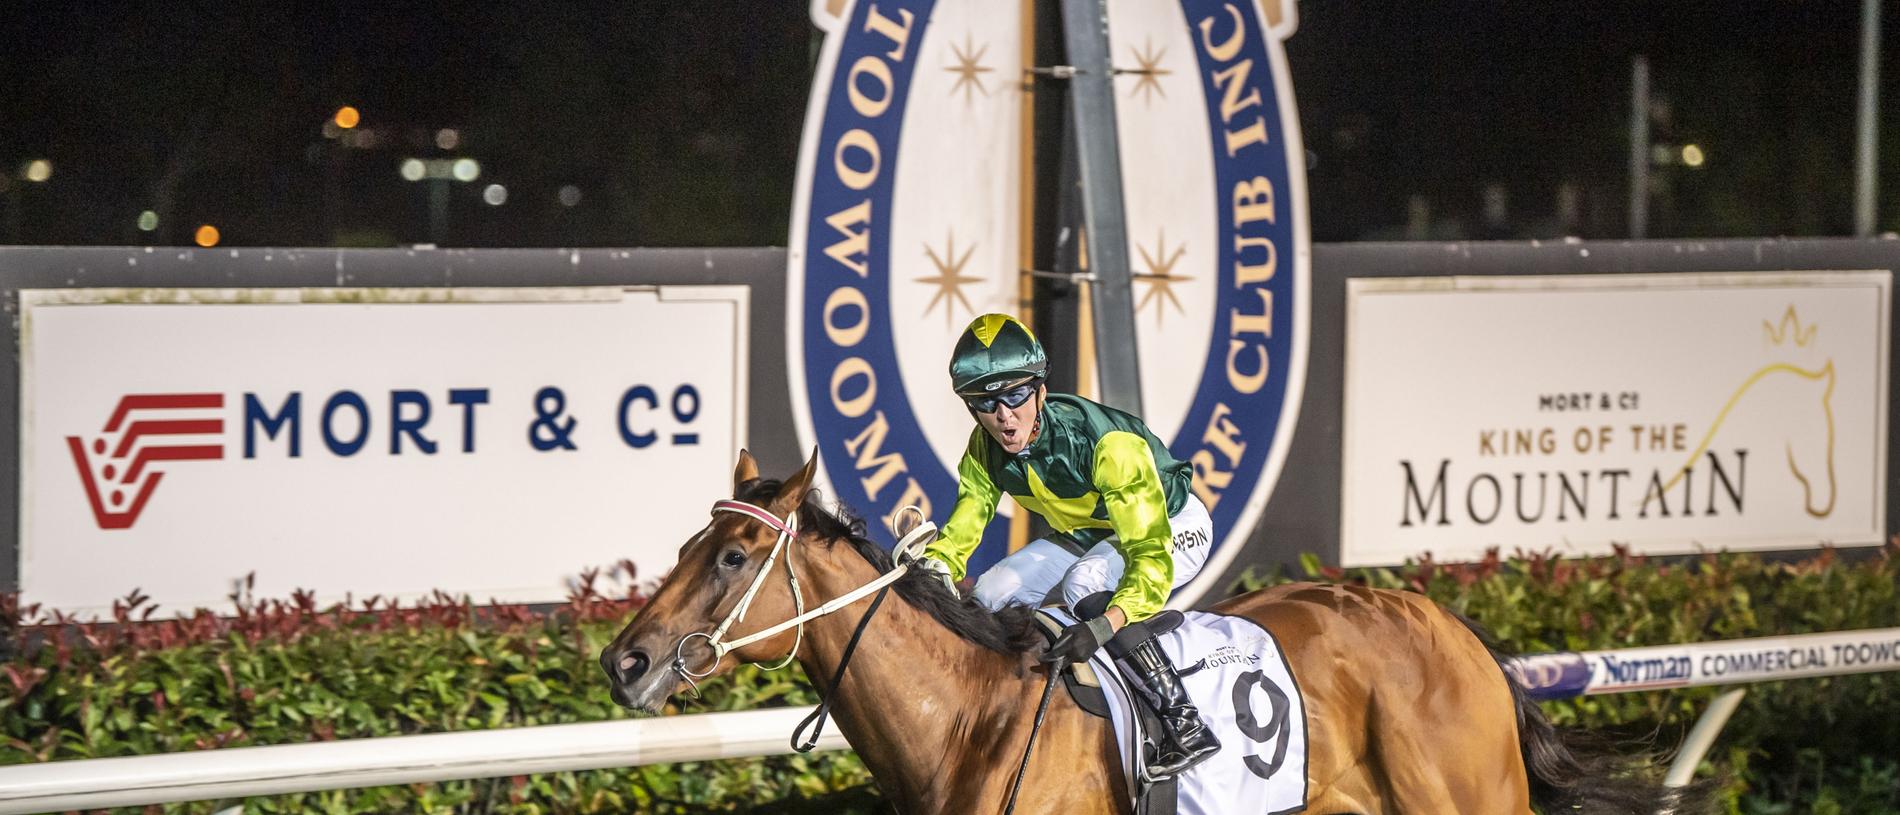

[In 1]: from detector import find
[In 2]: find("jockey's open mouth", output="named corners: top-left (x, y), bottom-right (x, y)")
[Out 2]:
top-left (996, 416), bottom-right (1027, 447)
top-left (979, 400), bottom-right (1041, 454)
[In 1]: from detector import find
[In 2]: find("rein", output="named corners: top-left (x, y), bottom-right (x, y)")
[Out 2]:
top-left (791, 579), bottom-right (894, 753)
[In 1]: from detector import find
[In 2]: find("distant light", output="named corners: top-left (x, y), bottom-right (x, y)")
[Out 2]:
top-left (137, 210), bottom-right (158, 231)
top-left (482, 184), bottom-right (507, 206)
top-left (1681, 144), bottom-right (1706, 168)
top-left (435, 129), bottom-right (460, 150)
top-left (451, 158), bottom-right (480, 182)
top-left (23, 159), bottom-right (52, 183)
top-left (400, 159), bottom-right (426, 181)
top-left (1650, 145), bottom-right (1674, 166)
top-left (194, 225), bottom-right (221, 247)
top-left (321, 120), bottom-right (342, 139)
top-left (558, 185), bottom-right (582, 207)
top-left (333, 106), bottom-right (361, 129)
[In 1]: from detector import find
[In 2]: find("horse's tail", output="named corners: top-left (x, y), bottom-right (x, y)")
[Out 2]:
top-left (1454, 614), bottom-right (1717, 815)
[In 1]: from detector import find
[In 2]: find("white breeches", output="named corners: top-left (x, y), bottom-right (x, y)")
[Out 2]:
top-left (970, 494), bottom-right (1212, 613)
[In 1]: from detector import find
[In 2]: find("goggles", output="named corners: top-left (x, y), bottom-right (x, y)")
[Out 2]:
top-left (965, 383), bottom-right (1038, 414)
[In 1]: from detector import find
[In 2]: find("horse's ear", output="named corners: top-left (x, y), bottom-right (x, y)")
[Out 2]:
top-left (733, 449), bottom-right (760, 494)
top-left (772, 447), bottom-right (821, 512)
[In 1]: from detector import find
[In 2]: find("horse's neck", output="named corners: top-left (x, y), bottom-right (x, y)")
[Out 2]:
top-left (793, 544), bottom-right (1035, 808)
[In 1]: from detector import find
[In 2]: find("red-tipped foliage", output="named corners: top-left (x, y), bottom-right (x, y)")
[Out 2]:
top-left (1, 562), bottom-right (653, 663)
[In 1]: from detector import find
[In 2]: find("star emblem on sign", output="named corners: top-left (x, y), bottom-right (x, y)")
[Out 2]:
top-left (917, 230), bottom-right (982, 326)
top-left (1135, 229), bottom-right (1191, 326)
top-left (1123, 37), bottom-right (1171, 106)
top-left (945, 33), bottom-right (994, 104)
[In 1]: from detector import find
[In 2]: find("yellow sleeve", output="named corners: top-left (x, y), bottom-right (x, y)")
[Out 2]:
top-left (923, 430), bottom-right (999, 581)
top-left (1093, 431), bottom-right (1174, 622)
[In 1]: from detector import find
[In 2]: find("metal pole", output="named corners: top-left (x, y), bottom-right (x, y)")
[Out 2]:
top-left (1629, 55), bottom-right (1650, 240)
top-left (1664, 687), bottom-right (1746, 787)
top-left (1059, 0), bottom-right (1142, 415)
top-left (1855, 0), bottom-right (1882, 237)
top-left (3, 185), bottom-right (19, 245)
top-left (429, 177), bottom-right (450, 246)
top-left (1049, 122), bottom-right (1093, 398)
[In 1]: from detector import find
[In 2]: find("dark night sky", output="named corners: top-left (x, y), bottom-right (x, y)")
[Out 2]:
top-left (1296, 0), bottom-right (1894, 240)
top-left (1, 1), bottom-right (1894, 248)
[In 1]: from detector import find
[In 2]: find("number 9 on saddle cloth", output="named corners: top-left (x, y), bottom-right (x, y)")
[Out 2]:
top-left (1041, 600), bottom-right (1311, 814)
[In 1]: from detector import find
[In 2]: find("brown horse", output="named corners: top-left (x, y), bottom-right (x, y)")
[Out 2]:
top-left (602, 452), bottom-right (1695, 814)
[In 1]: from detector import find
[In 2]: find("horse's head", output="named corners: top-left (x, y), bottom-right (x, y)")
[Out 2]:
top-left (599, 449), bottom-right (819, 711)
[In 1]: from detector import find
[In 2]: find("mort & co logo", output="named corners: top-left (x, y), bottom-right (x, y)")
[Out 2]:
top-left (66, 394), bottom-right (226, 530)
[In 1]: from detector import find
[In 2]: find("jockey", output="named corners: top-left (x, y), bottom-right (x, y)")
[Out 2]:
top-left (917, 313), bottom-right (1220, 778)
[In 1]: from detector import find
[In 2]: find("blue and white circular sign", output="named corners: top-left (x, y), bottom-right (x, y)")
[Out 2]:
top-left (788, 0), bottom-right (1309, 604)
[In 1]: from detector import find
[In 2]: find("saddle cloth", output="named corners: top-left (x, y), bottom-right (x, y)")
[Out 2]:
top-left (1043, 608), bottom-right (1310, 815)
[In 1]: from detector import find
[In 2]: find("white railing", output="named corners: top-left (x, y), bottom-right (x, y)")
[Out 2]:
top-left (0, 708), bottom-right (848, 814)
top-left (1, 627), bottom-right (1896, 814)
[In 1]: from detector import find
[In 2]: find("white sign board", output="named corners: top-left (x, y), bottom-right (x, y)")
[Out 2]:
top-left (1343, 272), bottom-right (1890, 565)
top-left (21, 286), bottom-right (747, 617)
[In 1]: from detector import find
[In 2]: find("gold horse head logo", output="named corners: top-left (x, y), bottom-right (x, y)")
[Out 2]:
top-left (1657, 306), bottom-right (1835, 518)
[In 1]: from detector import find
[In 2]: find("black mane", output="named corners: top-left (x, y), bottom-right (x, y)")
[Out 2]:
top-left (735, 478), bottom-right (1042, 655)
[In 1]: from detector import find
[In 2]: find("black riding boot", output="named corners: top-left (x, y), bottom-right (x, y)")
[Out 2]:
top-left (1111, 628), bottom-right (1221, 779)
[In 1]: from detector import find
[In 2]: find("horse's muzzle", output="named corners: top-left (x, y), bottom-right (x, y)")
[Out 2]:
top-left (599, 645), bottom-right (658, 710)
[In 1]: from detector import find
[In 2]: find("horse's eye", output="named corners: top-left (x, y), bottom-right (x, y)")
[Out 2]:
top-left (721, 549), bottom-right (746, 569)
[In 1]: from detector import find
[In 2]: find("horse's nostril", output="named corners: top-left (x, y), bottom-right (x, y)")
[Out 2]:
top-left (624, 651), bottom-right (650, 680)
top-left (602, 647), bottom-right (652, 685)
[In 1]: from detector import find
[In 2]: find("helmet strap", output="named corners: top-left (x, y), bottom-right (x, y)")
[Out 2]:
top-left (1021, 388), bottom-right (1046, 452)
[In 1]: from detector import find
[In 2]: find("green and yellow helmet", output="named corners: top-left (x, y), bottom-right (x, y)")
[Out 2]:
top-left (949, 314), bottom-right (1047, 397)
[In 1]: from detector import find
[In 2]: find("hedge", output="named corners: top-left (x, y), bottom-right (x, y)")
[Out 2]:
top-left (2, 543), bottom-right (1896, 814)
top-left (0, 566), bottom-right (876, 814)
top-left (1237, 542), bottom-right (1900, 815)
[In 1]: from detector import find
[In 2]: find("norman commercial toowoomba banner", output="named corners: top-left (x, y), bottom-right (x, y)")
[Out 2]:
top-left (21, 286), bottom-right (746, 616)
top-left (1342, 271), bottom-right (1891, 566)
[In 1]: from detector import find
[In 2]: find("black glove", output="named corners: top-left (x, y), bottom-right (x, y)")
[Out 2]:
top-left (1043, 615), bottom-right (1116, 664)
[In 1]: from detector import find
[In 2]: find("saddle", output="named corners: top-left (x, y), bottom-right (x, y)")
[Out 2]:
top-left (1032, 608), bottom-right (1185, 815)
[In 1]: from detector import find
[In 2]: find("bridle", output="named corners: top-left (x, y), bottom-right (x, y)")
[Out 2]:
top-left (668, 498), bottom-right (924, 698)
top-left (663, 496), bottom-right (1053, 807)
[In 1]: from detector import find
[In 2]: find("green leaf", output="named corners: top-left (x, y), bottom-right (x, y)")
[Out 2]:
top-left (1298, 552), bottom-right (1323, 578)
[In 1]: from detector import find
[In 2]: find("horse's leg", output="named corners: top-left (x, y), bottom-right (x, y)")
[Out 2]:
top-left (1365, 601), bottom-right (1535, 815)
top-left (1223, 584), bottom-right (1536, 814)
top-left (1303, 777), bottom-right (1385, 814)
top-left (1292, 681), bottom-right (1387, 814)
top-left (1222, 586), bottom-right (1389, 814)
top-left (1365, 692), bottom-right (1531, 813)
top-left (937, 671), bottom-right (1127, 815)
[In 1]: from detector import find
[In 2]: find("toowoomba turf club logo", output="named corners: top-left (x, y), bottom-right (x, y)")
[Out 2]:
top-left (787, 0), bottom-right (1309, 602)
